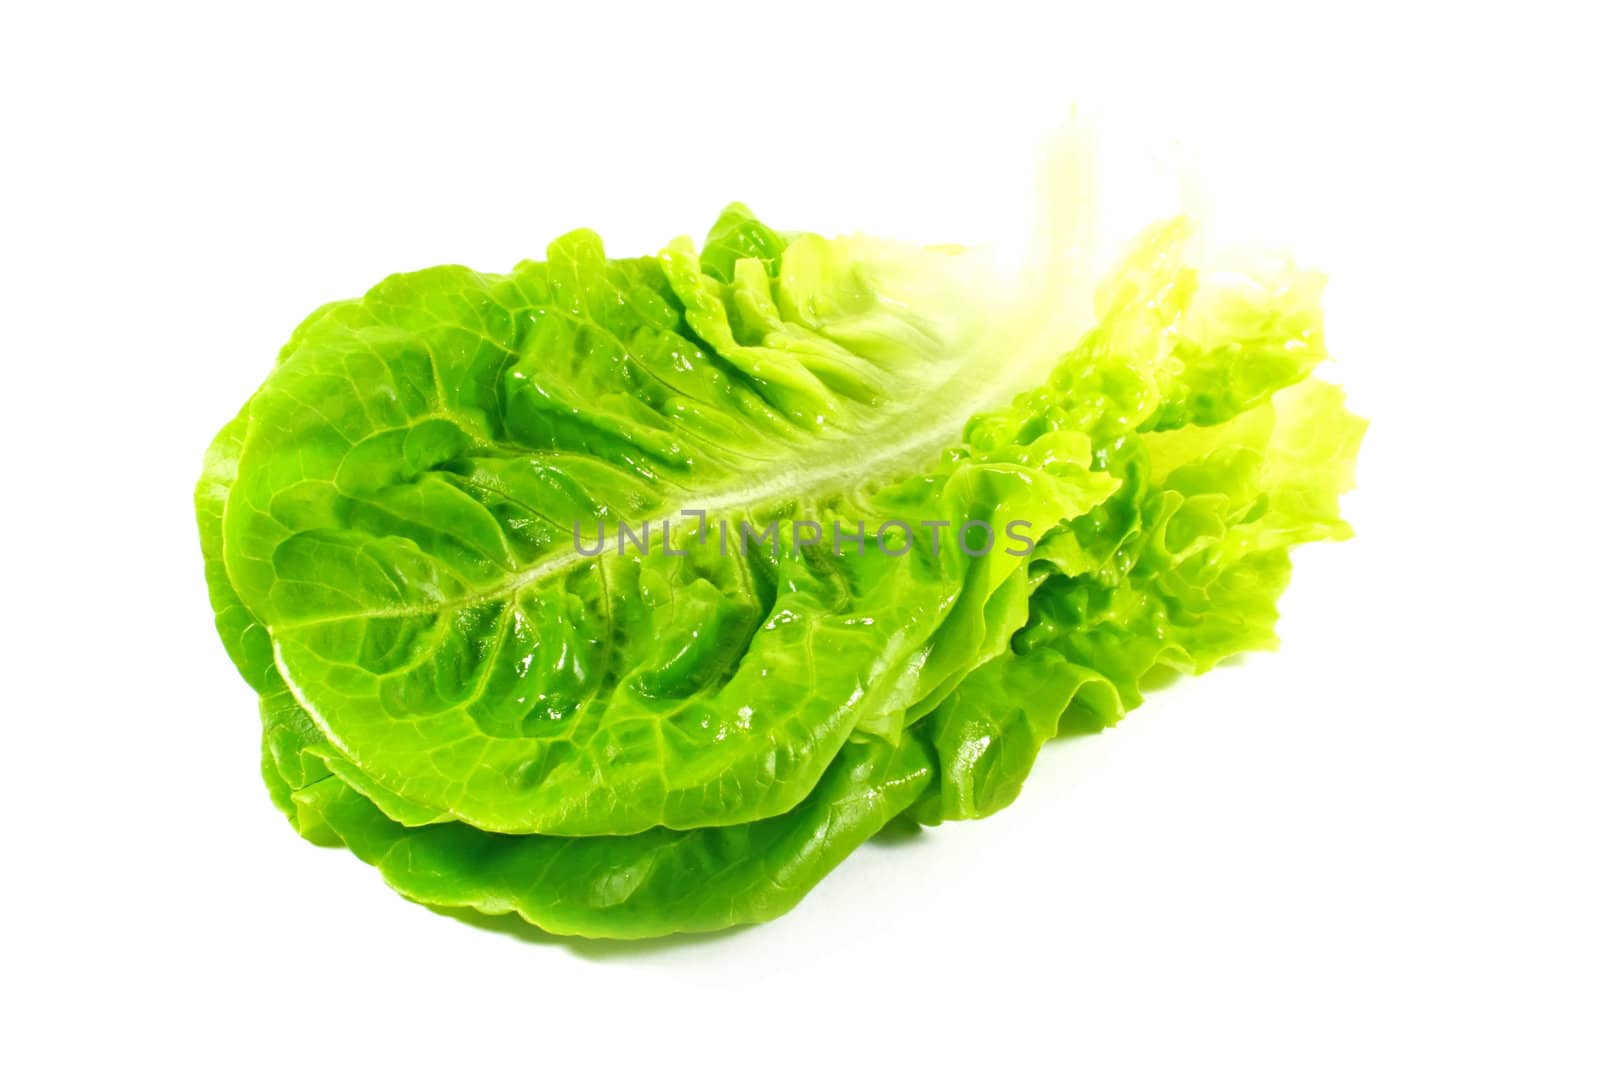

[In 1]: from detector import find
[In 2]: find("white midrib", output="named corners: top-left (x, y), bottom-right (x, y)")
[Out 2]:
top-left (266, 323), bottom-right (1064, 633)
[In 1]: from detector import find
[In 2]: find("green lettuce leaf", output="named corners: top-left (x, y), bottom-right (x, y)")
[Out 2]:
top-left (199, 202), bottom-right (1363, 938)
top-left (217, 209), bottom-right (1118, 836)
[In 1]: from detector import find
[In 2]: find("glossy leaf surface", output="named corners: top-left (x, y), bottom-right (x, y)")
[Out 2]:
top-left (200, 206), bottom-right (1363, 938)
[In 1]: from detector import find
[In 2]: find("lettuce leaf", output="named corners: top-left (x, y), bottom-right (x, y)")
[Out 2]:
top-left (199, 202), bottom-right (1363, 938)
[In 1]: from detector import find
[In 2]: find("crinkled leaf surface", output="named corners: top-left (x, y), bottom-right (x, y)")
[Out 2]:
top-left (200, 206), bottom-right (1363, 938)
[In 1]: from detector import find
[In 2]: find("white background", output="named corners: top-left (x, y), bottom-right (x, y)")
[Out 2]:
top-left (4, 3), bottom-right (1596, 1063)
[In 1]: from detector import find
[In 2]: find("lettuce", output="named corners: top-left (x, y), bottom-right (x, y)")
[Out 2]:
top-left (198, 200), bottom-right (1363, 938)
